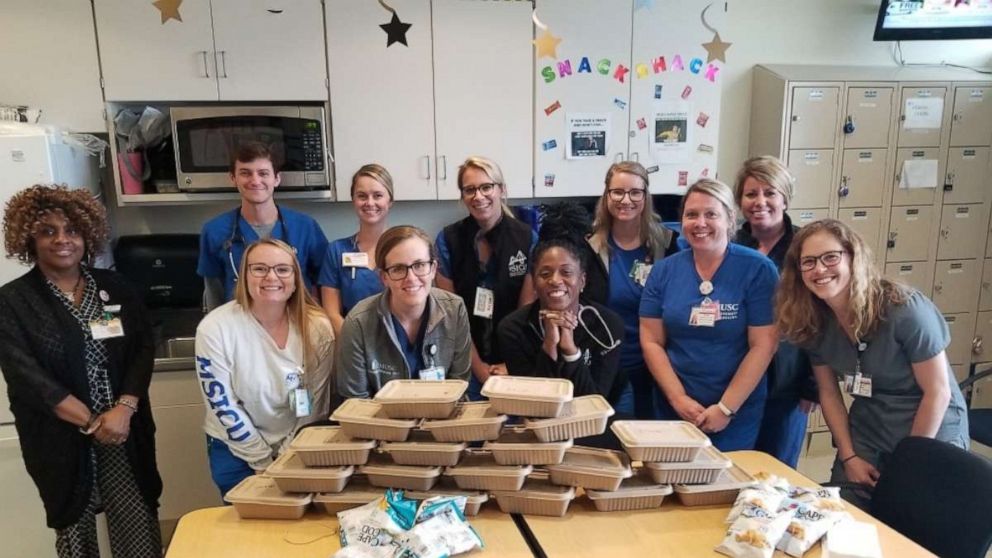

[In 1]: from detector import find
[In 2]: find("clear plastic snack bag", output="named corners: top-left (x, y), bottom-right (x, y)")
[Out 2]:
top-left (776, 497), bottom-right (850, 557)
top-left (716, 502), bottom-right (795, 558)
top-left (395, 497), bottom-right (483, 558)
top-left (726, 487), bottom-right (787, 524)
top-left (336, 489), bottom-right (418, 557)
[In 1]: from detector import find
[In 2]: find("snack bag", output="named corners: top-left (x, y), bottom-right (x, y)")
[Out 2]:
top-left (337, 490), bottom-right (418, 555)
top-left (789, 485), bottom-right (842, 504)
top-left (726, 487), bottom-right (786, 524)
top-left (396, 498), bottom-right (484, 558)
top-left (776, 497), bottom-right (850, 557)
top-left (752, 471), bottom-right (791, 494)
top-left (716, 503), bottom-right (794, 558)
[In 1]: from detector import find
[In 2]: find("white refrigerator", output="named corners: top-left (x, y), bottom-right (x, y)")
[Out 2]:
top-left (0, 122), bottom-right (102, 557)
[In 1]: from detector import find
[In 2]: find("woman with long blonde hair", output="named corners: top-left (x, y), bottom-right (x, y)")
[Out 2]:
top-left (196, 238), bottom-right (334, 496)
top-left (776, 219), bottom-right (968, 508)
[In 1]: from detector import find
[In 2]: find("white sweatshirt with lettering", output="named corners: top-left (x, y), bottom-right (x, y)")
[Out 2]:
top-left (195, 301), bottom-right (333, 470)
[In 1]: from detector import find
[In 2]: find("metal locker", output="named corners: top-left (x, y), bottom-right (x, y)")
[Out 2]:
top-left (973, 312), bottom-right (992, 365)
top-left (932, 260), bottom-right (980, 314)
top-left (838, 207), bottom-right (882, 255)
top-left (789, 87), bottom-right (840, 149)
top-left (884, 261), bottom-right (933, 298)
top-left (892, 147), bottom-right (942, 206)
top-left (792, 208), bottom-right (830, 227)
top-left (981, 259), bottom-right (992, 312)
top-left (944, 147), bottom-right (991, 205)
top-left (937, 203), bottom-right (989, 260)
top-left (886, 206), bottom-right (933, 262)
top-left (950, 86), bottom-right (992, 147)
top-left (838, 148), bottom-right (887, 208)
top-left (897, 87), bottom-right (946, 147)
top-left (788, 149), bottom-right (834, 209)
top-left (843, 87), bottom-right (893, 149)
top-left (943, 312), bottom-right (975, 366)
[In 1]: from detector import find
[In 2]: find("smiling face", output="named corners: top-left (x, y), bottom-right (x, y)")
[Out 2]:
top-left (799, 230), bottom-right (852, 308)
top-left (460, 166), bottom-right (504, 228)
top-left (606, 171), bottom-right (646, 224)
top-left (244, 243), bottom-right (296, 305)
top-left (352, 175), bottom-right (392, 226)
top-left (33, 213), bottom-right (84, 274)
top-left (681, 191), bottom-right (731, 254)
top-left (534, 246), bottom-right (585, 312)
top-left (381, 237), bottom-right (436, 311)
top-left (231, 157), bottom-right (281, 206)
top-left (740, 176), bottom-right (786, 233)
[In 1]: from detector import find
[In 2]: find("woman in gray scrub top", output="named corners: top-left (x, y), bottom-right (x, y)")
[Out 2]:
top-left (775, 219), bottom-right (968, 508)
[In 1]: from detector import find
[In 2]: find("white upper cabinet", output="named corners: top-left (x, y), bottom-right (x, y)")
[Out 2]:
top-left (0, 0), bottom-right (105, 132)
top-left (95, 0), bottom-right (327, 101)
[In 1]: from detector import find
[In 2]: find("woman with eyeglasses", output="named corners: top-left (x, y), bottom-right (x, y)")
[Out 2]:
top-left (338, 225), bottom-right (472, 399)
top-left (776, 219), bottom-right (968, 508)
top-left (498, 203), bottom-right (626, 407)
top-left (435, 156), bottom-right (537, 400)
top-left (640, 179), bottom-right (780, 451)
top-left (319, 164), bottom-right (393, 338)
top-left (584, 161), bottom-right (679, 418)
top-left (195, 238), bottom-right (335, 496)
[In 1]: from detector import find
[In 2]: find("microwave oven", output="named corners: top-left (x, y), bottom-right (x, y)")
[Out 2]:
top-left (170, 105), bottom-right (330, 191)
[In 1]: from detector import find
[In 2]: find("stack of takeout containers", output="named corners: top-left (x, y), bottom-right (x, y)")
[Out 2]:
top-left (610, 420), bottom-right (758, 506)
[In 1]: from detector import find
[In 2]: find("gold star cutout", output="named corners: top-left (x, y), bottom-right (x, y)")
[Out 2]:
top-left (702, 32), bottom-right (731, 63)
top-left (152, 0), bottom-right (183, 24)
top-left (533, 30), bottom-right (562, 60)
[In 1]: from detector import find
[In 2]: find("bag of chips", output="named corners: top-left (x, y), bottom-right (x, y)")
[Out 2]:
top-left (395, 497), bottom-right (484, 558)
top-left (776, 497), bottom-right (849, 557)
top-left (716, 502), bottom-right (794, 558)
top-left (726, 487), bottom-right (787, 524)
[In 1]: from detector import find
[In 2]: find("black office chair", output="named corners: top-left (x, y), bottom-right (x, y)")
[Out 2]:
top-left (960, 366), bottom-right (992, 448)
top-left (869, 436), bottom-right (992, 558)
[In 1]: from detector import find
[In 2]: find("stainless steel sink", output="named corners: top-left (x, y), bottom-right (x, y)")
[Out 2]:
top-left (154, 337), bottom-right (196, 372)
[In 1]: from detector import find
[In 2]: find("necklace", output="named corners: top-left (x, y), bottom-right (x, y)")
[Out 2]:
top-left (58, 274), bottom-right (83, 299)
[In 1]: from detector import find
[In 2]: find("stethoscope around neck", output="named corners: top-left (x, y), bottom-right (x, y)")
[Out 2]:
top-left (536, 304), bottom-right (621, 352)
top-left (221, 206), bottom-right (292, 280)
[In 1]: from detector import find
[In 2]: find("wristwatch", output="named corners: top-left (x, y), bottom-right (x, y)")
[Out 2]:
top-left (717, 400), bottom-right (736, 418)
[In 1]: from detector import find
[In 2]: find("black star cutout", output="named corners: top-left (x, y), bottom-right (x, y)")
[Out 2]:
top-left (380, 12), bottom-right (412, 47)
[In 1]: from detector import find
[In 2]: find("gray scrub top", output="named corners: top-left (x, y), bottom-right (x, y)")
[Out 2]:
top-left (807, 290), bottom-right (969, 468)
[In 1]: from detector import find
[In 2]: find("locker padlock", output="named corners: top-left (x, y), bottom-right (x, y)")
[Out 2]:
top-left (934, 283), bottom-right (943, 294)
top-left (944, 171), bottom-right (955, 192)
top-left (843, 116), bottom-right (855, 134)
top-left (887, 232), bottom-right (897, 249)
top-left (973, 336), bottom-right (983, 355)
top-left (940, 227), bottom-right (950, 239)
top-left (953, 112), bottom-right (963, 122)
top-left (838, 176), bottom-right (850, 198)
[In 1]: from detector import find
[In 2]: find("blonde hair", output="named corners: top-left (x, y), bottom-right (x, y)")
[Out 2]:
top-left (350, 163), bottom-right (394, 200)
top-left (235, 239), bottom-right (333, 372)
top-left (680, 178), bottom-right (738, 238)
top-left (775, 219), bottom-right (910, 345)
top-left (457, 156), bottom-right (515, 219)
top-left (590, 161), bottom-right (672, 261)
top-left (734, 156), bottom-right (794, 209)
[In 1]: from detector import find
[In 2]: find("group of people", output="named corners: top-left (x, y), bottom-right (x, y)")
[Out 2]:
top-left (0, 141), bottom-right (970, 556)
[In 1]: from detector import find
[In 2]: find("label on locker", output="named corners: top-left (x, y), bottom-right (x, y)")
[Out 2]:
top-left (949, 263), bottom-right (964, 273)
top-left (905, 208), bottom-right (919, 220)
top-left (912, 150), bottom-right (926, 158)
top-left (956, 207), bottom-right (971, 218)
top-left (971, 89), bottom-right (984, 101)
top-left (853, 210), bottom-right (868, 220)
top-left (899, 265), bottom-right (914, 275)
top-left (945, 315), bottom-right (957, 324)
top-left (918, 90), bottom-right (933, 98)
top-left (858, 151), bottom-right (873, 162)
top-left (963, 149), bottom-right (977, 159)
top-left (809, 90), bottom-right (824, 101)
top-left (864, 90), bottom-right (879, 99)
top-left (799, 211), bottom-right (815, 220)
top-left (803, 152), bottom-right (820, 164)
top-left (859, 102), bottom-right (877, 108)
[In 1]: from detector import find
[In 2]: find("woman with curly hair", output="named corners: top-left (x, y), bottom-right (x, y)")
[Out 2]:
top-left (0, 184), bottom-right (162, 557)
top-left (776, 219), bottom-right (968, 508)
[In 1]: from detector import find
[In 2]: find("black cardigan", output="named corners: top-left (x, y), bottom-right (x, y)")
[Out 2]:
top-left (0, 266), bottom-right (161, 528)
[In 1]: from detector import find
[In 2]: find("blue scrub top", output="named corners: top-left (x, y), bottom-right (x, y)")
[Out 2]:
top-left (639, 243), bottom-right (778, 449)
top-left (197, 206), bottom-right (329, 301)
top-left (318, 236), bottom-right (384, 315)
top-left (390, 313), bottom-right (428, 375)
top-left (606, 236), bottom-right (650, 370)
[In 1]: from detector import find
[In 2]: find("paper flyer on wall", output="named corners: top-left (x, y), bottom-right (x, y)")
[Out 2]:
top-left (565, 113), bottom-right (610, 159)
top-left (653, 101), bottom-right (692, 164)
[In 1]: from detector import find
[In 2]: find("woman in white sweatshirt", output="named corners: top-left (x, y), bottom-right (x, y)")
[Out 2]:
top-left (195, 238), bottom-right (334, 496)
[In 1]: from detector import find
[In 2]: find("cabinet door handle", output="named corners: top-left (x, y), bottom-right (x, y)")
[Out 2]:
top-left (438, 155), bottom-right (447, 180)
top-left (219, 51), bottom-right (228, 78)
top-left (791, 115), bottom-right (801, 122)
top-left (614, 152), bottom-right (624, 163)
top-left (973, 336), bottom-right (983, 355)
top-left (934, 283), bottom-right (943, 294)
top-left (200, 51), bottom-right (210, 78)
top-left (631, 152), bottom-right (639, 162)
top-left (422, 155), bottom-right (431, 180)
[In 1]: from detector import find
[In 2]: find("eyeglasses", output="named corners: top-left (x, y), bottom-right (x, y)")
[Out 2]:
top-left (384, 260), bottom-right (436, 281)
top-left (247, 263), bottom-right (295, 278)
top-left (607, 188), bottom-right (646, 202)
top-left (460, 183), bottom-right (498, 198)
top-left (798, 250), bottom-right (845, 272)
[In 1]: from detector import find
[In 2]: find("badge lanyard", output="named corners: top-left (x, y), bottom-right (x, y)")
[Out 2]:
top-left (845, 340), bottom-right (872, 398)
top-left (419, 343), bottom-right (445, 381)
top-left (286, 365), bottom-right (312, 417)
top-left (222, 207), bottom-right (290, 280)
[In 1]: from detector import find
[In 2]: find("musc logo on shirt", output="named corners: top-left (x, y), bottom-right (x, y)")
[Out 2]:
top-left (508, 250), bottom-right (528, 278)
top-left (197, 356), bottom-right (251, 442)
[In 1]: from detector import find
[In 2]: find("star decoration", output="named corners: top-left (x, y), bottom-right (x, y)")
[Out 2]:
top-left (380, 12), bottom-right (412, 47)
top-left (533, 30), bottom-right (562, 59)
top-left (634, 0), bottom-right (655, 11)
top-left (152, 0), bottom-right (183, 24)
top-left (702, 32), bottom-right (732, 63)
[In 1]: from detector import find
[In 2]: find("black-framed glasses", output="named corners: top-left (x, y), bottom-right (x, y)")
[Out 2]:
top-left (607, 188), bottom-right (646, 202)
top-left (460, 183), bottom-right (498, 198)
top-left (247, 263), bottom-right (295, 278)
top-left (799, 250), bottom-right (845, 272)
top-left (384, 260), bottom-right (436, 281)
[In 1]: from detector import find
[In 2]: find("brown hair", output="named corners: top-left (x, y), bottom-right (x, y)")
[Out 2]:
top-left (733, 155), bottom-right (794, 209)
top-left (2, 184), bottom-right (109, 265)
top-left (229, 141), bottom-right (282, 174)
top-left (457, 156), bottom-right (515, 219)
top-left (350, 163), bottom-right (394, 200)
top-left (590, 161), bottom-right (672, 261)
top-left (680, 178), bottom-right (738, 238)
top-left (234, 239), bottom-right (333, 371)
top-left (775, 219), bottom-right (910, 345)
top-left (374, 225), bottom-right (438, 271)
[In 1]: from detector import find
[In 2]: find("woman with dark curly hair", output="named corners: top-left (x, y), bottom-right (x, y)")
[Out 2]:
top-left (0, 185), bottom-right (162, 557)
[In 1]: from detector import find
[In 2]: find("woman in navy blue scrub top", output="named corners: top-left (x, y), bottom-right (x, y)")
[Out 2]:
top-left (640, 179), bottom-right (779, 451)
top-left (319, 164), bottom-right (393, 337)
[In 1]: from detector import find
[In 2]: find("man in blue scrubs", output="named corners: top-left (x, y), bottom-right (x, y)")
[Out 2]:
top-left (198, 142), bottom-right (328, 309)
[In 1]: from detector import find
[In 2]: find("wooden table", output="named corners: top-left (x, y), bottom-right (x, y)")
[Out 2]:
top-left (165, 505), bottom-right (534, 557)
top-left (518, 450), bottom-right (935, 557)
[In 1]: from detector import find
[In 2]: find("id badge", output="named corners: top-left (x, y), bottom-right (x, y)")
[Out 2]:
top-left (843, 375), bottom-right (856, 394)
top-left (342, 252), bottom-right (369, 268)
top-left (290, 388), bottom-right (312, 417)
top-left (631, 261), bottom-right (653, 287)
top-left (853, 373), bottom-right (873, 398)
top-left (473, 287), bottom-right (495, 319)
top-left (689, 299), bottom-right (719, 327)
top-left (90, 317), bottom-right (124, 339)
top-left (418, 366), bottom-right (445, 381)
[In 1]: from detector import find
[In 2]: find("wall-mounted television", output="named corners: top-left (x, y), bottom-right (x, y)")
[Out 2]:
top-left (874, 0), bottom-right (992, 41)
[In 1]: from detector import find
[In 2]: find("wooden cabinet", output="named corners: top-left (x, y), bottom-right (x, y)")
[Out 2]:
top-left (94, 0), bottom-right (326, 101)
top-left (327, 0), bottom-right (532, 201)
